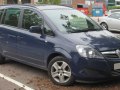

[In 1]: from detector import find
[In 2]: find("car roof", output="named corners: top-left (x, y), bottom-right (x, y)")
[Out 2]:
top-left (36, 5), bottom-right (73, 10)
top-left (0, 4), bottom-right (73, 10)
top-left (20, 4), bottom-right (72, 10)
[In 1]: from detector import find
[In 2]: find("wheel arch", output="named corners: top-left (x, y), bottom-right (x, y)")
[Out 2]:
top-left (0, 45), bottom-right (3, 55)
top-left (100, 22), bottom-right (107, 25)
top-left (46, 48), bottom-right (72, 68)
top-left (100, 22), bottom-right (109, 30)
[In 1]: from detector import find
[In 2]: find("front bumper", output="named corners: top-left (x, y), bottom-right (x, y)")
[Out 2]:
top-left (71, 55), bottom-right (120, 82)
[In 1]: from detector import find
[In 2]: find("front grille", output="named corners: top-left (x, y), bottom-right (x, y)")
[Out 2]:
top-left (101, 50), bottom-right (119, 59)
top-left (112, 69), bottom-right (120, 76)
top-left (103, 54), bottom-right (118, 58)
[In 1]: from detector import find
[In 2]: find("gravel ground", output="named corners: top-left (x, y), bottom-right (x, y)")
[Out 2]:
top-left (32, 77), bottom-right (120, 90)
top-left (0, 77), bottom-right (24, 90)
top-left (1, 59), bottom-right (120, 90)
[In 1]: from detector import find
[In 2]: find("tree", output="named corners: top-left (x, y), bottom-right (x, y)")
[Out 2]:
top-left (49, 0), bottom-right (61, 4)
top-left (38, 0), bottom-right (61, 5)
top-left (38, 0), bottom-right (48, 4)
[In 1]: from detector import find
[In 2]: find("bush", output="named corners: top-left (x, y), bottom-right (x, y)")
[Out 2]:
top-left (108, 6), bottom-right (120, 10)
top-left (36, 0), bottom-right (61, 5)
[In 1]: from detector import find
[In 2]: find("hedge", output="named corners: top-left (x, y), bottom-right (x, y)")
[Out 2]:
top-left (108, 6), bottom-right (120, 10)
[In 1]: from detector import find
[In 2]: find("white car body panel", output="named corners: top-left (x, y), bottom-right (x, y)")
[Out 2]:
top-left (99, 14), bottom-right (120, 31)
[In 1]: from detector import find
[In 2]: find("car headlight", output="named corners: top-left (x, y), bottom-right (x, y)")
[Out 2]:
top-left (76, 45), bottom-right (104, 59)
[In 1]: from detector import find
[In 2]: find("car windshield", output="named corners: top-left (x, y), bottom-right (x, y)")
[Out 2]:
top-left (43, 9), bottom-right (102, 33)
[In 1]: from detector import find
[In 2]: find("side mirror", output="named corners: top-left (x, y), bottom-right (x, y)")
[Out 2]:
top-left (29, 26), bottom-right (42, 34)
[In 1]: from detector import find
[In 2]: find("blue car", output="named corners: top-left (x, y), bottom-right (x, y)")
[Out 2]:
top-left (0, 5), bottom-right (120, 86)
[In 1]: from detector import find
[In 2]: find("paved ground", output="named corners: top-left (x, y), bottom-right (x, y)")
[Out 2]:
top-left (0, 32), bottom-right (120, 90)
top-left (0, 77), bottom-right (22, 90)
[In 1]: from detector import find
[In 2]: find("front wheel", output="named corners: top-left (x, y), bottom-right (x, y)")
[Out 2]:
top-left (100, 22), bottom-right (108, 30)
top-left (48, 56), bottom-right (74, 86)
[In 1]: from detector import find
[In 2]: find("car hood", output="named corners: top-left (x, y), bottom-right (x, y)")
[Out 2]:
top-left (65, 30), bottom-right (120, 51)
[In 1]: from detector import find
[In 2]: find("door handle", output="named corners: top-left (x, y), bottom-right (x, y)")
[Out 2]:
top-left (17, 36), bottom-right (23, 39)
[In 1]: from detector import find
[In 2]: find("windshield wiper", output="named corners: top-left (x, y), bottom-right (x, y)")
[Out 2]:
top-left (82, 28), bottom-right (101, 31)
top-left (66, 29), bottom-right (84, 33)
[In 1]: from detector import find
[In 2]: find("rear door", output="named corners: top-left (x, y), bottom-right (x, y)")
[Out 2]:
top-left (0, 7), bottom-right (21, 57)
top-left (0, 9), bottom-right (6, 53)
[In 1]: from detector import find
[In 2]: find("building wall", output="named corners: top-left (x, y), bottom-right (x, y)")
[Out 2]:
top-left (61, 0), bottom-right (85, 8)
top-left (72, 0), bottom-right (85, 8)
top-left (115, 0), bottom-right (120, 6)
top-left (0, 0), bottom-right (3, 4)
top-left (7, 0), bottom-right (17, 4)
top-left (0, 0), bottom-right (36, 5)
top-left (61, 0), bottom-right (72, 5)
top-left (31, 0), bottom-right (35, 4)
top-left (0, 0), bottom-right (85, 6)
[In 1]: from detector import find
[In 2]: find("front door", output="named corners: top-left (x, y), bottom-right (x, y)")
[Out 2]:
top-left (17, 9), bottom-right (46, 66)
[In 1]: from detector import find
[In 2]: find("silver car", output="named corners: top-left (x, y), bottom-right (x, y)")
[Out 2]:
top-left (99, 12), bottom-right (120, 31)
top-left (108, 9), bottom-right (120, 15)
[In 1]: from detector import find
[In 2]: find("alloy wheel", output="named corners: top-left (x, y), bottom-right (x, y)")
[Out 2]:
top-left (101, 23), bottom-right (108, 30)
top-left (51, 61), bottom-right (71, 83)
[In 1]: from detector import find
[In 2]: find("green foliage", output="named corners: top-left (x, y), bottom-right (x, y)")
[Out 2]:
top-left (37, 0), bottom-right (61, 5)
top-left (108, 6), bottom-right (120, 10)
top-left (50, 0), bottom-right (61, 5)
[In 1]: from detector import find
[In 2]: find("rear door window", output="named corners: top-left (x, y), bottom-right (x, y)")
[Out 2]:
top-left (2, 8), bottom-right (21, 27)
top-left (0, 9), bottom-right (4, 23)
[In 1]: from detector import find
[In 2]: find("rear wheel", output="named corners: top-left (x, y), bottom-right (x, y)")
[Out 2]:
top-left (48, 56), bottom-right (74, 86)
top-left (100, 22), bottom-right (108, 30)
top-left (0, 54), bottom-right (5, 64)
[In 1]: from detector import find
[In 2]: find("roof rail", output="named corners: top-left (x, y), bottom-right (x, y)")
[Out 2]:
top-left (0, 4), bottom-right (38, 8)
top-left (22, 3), bottom-right (37, 7)
top-left (22, 4), bottom-right (52, 8)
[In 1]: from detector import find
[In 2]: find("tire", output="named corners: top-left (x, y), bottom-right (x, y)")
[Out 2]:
top-left (48, 56), bottom-right (75, 86)
top-left (100, 22), bottom-right (108, 30)
top-left (0, 54), bottom-right (5, 64)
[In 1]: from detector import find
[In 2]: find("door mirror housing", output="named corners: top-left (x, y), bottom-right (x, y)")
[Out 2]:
top-left (29, 26), bottom-right (42, 34)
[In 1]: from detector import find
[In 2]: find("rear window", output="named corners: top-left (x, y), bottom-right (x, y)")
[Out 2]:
top-left (0, 9), bottom-right (4, 23)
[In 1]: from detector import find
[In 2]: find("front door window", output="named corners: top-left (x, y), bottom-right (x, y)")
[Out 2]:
top-left (22, 9), bottom-right (42, 30)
